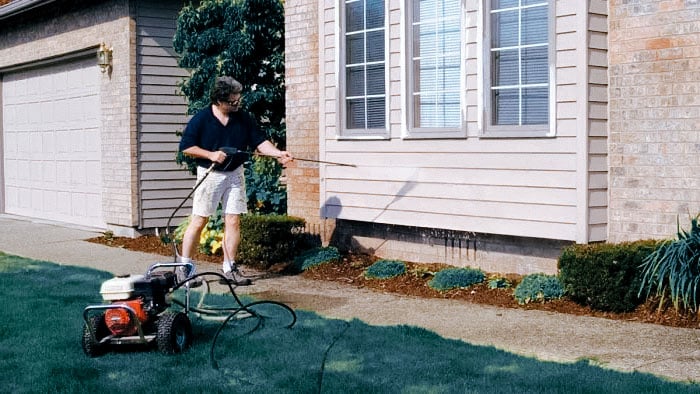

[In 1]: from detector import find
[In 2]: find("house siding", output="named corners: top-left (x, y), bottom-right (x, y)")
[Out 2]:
top-left (286, 0), bottom-right (606, 274)
top-left (135, 0), bottom-right (191, 229)
top-left (0, 0), bottom-right (137, 234)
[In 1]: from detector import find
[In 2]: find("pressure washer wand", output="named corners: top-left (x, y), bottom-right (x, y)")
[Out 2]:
top-left (233, 148), bottom-right (357, 168)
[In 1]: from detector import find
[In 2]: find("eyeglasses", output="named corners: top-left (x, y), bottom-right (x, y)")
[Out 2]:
top-left (224, 96), bottom-right (242, 106)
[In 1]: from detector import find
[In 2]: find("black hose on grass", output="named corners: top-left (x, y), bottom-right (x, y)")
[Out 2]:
top-left (170, 271), bottom-right (297, 369)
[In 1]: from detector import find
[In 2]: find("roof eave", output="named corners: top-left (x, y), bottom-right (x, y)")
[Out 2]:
top-left (0, 0), bottom-right (58, 21)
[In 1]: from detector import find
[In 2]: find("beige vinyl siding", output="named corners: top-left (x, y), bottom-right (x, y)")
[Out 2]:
top-left (320, 0), bottom-right (603, 242)
top-left (136, 0), bottom-right (190, 229)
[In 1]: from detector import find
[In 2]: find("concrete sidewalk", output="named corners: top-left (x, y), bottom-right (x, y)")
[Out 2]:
top-left (0, 215), bottom-right (698, 383)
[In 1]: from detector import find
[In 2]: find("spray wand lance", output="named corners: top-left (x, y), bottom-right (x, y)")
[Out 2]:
top-left (160, 148), bottom-right (354, 247)
top-left (224, 148), bottom-right (357, 168)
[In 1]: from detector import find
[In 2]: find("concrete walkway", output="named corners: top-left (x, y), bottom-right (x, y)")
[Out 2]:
top-left (0, 215), bottom-right (698, 383)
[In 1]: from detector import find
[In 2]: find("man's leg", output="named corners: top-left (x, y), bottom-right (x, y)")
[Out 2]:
top-left (181, 215), bottom-right (208, 259)
top-left (222, 213), bottom-right (241, 263)
top-left (221, 213), bottom-right (251, 285)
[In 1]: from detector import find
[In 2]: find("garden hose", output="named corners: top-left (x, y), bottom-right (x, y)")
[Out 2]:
top-left (169, 271), bottom-right (297, 369)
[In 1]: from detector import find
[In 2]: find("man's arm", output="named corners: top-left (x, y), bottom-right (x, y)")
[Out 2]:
top-left (256, 140), bottom-right (293, 165)
top-left (182, 146), bottom-right (227, 165)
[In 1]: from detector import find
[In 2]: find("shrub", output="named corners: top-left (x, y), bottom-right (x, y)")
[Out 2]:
top-left (364, 260), bottom-right (407, 280)
top-left (245, 156), bottom-right (286, 215)
top-left (237, 214), bottom-right (306, 269)
top-left (639, 216), bottom-right (700, 312)
top-left (292, 247), bottom-right (341, 272)
top-left (428, 267), bottom-right (485, 291)
top-left (487, 276), bottom-right (512, 290)
top-left (558, 240), bottom-right (657, 313)
top-left (513, 274), bottom-right (564, 304)
top-left (173, 213), bottom-right (305, 269)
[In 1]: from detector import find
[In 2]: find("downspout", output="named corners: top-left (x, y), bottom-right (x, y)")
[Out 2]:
top-left (575, 1), bottom-right (590, 244)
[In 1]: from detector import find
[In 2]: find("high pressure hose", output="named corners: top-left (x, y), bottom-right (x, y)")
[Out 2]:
top-left (169, 271), bottom-right (297, 369)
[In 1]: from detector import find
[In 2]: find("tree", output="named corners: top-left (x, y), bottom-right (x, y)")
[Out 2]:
top-left (173, 0), bottom-right (286, 214)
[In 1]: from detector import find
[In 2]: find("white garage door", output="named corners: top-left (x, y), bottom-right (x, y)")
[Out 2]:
top-left (2, 57), bottom-right (104, 228)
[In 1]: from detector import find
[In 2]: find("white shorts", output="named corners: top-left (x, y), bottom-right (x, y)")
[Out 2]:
top-left (191, 166), bottom-right (247, 217)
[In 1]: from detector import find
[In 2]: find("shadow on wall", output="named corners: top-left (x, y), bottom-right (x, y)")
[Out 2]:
top-left (319, 176), bottom-right (419, 252)
top-left (314, 187), bottom-right (571, 272)
top-left (329, 220), bottom-right (571, 267)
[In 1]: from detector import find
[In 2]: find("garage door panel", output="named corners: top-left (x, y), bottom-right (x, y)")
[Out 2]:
top-left (2, 57), bottom-right (104, 228)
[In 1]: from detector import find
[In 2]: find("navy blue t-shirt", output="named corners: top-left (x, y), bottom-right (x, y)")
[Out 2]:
top-left (179, 107), bottom-right (267, 171)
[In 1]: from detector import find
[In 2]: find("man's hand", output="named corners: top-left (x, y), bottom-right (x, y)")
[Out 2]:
top-left (277, 151), bottom-right (293, 166)
top-left (209, 150), bottom-right (227, 164)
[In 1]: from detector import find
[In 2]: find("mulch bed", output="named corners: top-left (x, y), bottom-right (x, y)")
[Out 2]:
top-left (86, 234), bottom-right (700, 329)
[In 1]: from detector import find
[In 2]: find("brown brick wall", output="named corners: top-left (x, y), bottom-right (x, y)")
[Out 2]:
top-left (285, 0), bottom-right (336, 239)
top-left (609, 0), bottom-right (700, 241)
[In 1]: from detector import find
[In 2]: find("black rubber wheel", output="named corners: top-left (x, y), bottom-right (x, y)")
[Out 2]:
top-left (156, 311), bottom-right (192, 354)
top-left (82, 314), bottom-right (109, 357)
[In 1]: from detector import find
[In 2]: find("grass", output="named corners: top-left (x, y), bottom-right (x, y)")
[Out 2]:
top-left (0, 252), bottom-right (698, 393)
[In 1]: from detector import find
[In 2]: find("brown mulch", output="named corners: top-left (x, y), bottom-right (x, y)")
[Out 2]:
top-left (86, 234), bottom-right (700, 330)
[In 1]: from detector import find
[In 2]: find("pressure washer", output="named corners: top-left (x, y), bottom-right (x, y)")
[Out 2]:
top-left (81, 148), bottom-right (297, 361)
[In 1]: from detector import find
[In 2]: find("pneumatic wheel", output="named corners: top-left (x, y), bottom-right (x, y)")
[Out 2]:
top-left (82, 314), bottom-right (110, 357)
top-left (156, 311), bottom-right (192, 354)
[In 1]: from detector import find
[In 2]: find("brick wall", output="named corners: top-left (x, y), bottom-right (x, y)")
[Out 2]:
top-left (609, 0), bottom-right (700, 241)
top-left (285, 0), bottom-right (337, 240)
top-left (0, 0), bottom-right (139, 235)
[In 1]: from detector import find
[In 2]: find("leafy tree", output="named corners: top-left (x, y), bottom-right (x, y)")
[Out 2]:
top-left (173, 0), bottom-right (286, 214)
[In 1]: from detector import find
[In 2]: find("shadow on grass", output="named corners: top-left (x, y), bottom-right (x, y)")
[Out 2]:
top-left (0, 253), bottom-right (697, 393)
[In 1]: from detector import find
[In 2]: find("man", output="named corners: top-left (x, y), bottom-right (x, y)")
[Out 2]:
top-left (178, 76), bottom-right (292, 285)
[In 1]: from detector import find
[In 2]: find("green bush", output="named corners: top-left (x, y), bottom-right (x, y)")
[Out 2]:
top-left (292, 247), bottom-right (341, 272)
top-left (639, 216), bottom-right (700, 312)
top-left (558, 240), bottom-right (657, 313)
top-left (513, 274), bottom-right (564, 304)
top-left (364, 260), bottom-right (406, 279)
top-left (174, 213), bottom-right (306, 269)
top-left (428, 267), bottom-right (485, 291)
top-left (488, 276), bottom-right (512, 289)
top-left (237, 214), bottom-right (305, 269)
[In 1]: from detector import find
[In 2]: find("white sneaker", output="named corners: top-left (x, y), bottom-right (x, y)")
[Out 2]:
top-left (176, 264), bottom-right (202, 288)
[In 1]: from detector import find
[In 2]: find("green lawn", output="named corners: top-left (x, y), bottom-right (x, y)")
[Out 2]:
top-left (0, 253), bottom-right (697, 393)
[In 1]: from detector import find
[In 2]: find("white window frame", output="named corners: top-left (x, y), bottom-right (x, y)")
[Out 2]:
top-left (404, 0), bottom-right (466, 139)
top-left (338, 0), bottom-right (390, 139)
top-left (480, 0), bottom-right (556, 138)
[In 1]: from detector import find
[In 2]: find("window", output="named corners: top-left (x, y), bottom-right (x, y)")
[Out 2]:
top-left (407, 0), bottom-right (463, 138)
top-left (341, 0), bottom-right (387, 137)
top-left (485, 0), bottom-right (552, 136)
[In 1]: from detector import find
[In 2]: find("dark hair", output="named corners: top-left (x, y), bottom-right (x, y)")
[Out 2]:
top-left (210, 76), bottom-right (243, 104)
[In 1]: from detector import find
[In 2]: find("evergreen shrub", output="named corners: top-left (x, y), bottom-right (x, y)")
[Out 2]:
top-left (292, 246), bottom-right (341, 272)
top-left (487, 276), bottom-right (512, 289)
top-left (364, 260), bottom-right (407, 279)
top-left (513, 274), bottom-right (564, 304)
top-left (237, 214), bottom-right (305, 269)
top-left (558, 240), bottom-right (657, 312)
top-left (428, 267), bottom-right (485, 291)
